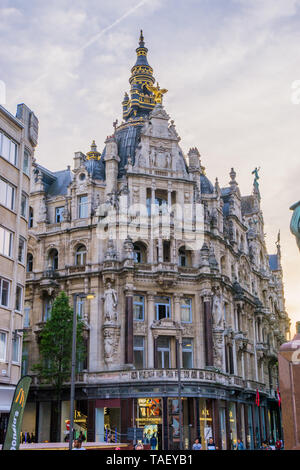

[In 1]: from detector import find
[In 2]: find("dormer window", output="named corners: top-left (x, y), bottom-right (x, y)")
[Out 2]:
top-left (55, 207), bottom-right (64, 223)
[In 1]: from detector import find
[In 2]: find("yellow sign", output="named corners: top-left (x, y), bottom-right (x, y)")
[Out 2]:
top-left (15, 388), bottom-right (25, 408)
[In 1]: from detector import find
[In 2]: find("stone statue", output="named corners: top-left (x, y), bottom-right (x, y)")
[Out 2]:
top-left (103, 282), bottom-right (118, 323)
top-left (150, 148), bottom-right (156, 167)
top-left (212, 287), bottom-right (223, 328)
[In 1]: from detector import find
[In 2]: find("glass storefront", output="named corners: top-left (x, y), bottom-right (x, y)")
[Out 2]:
top-left (137, 398), bottom-right (162, 449)
top-left (219, 403), bottom-right (227, 449)
top-left (228, 402), bottom-right (237, 450)
top-left (247, 405), bottom-right (254, 449)
top-left (199, 398), bottom-right (213, 450)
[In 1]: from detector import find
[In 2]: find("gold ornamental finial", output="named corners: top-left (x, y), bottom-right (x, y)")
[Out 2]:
top-left (145, 82), bottom-right (168, 104)
top-left (86, 140), bottom-right (101, 160)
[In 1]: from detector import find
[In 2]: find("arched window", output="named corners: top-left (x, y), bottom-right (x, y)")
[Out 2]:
top-left (133, 242), bottom-right (147, 263)
top-left (178, 246), bottom-right (192, 267)
top-left (27, 253), bottom-right (33, 272)
top-left (48, 249), bottom-right (58, 270)
top-left (75, 244), bottom-right (87, 266)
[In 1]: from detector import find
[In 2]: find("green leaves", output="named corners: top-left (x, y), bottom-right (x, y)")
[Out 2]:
top-left (32, 291), bottom-right (86, 390)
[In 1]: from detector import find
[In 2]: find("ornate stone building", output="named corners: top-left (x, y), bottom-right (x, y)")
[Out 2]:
top-left (22, 32), bottom-right (289, 449)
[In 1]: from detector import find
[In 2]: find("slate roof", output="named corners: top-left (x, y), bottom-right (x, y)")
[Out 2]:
top-left (36, 164), bottom-right (73, 196)
top-left (200, 174), bottom-right (214, 194)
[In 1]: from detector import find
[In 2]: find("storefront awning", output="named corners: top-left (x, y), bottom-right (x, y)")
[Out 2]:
top-left (0, 386), bottom-right (15, 413)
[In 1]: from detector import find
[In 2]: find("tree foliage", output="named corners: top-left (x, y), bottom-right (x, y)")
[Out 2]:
top-left (32, 291), bottom-right (86, 394)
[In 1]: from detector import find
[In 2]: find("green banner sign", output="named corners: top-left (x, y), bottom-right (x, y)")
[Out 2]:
top-left (2, 376), bottom-right (32, 450)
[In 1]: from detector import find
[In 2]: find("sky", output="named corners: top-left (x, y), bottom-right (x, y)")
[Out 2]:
top-left (0, 0), bottom-right (299, 335)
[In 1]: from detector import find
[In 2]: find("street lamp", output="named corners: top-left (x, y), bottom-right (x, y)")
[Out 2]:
top-left (69, 292), bottom-right (94, 450)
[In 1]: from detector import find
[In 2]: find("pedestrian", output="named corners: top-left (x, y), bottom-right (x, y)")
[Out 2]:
top-left (192, 438), bottom-right (202, 450)
top-left (236, 439), bottom-right (245, 450)
top-left (135, 441), bottom-right (144, 450)
top-left (275, 439), bottom-right (282, 450)
top-left (72, 439), bottom-right (86, 450)
top-left (150, 434), bottom-right (157, 450)
top-left (207, 438), bottom-right (217, 450)
top-left (78, 431), bottom-right (86, 443)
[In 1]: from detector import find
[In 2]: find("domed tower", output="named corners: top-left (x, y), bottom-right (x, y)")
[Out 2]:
top-left (114, 31), bottom-right (162, 177)
top-left (123, 30), bottom-right (156, 121)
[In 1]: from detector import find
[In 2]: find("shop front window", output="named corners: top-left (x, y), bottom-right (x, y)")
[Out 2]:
top-left (219, 403), bottom-right (227, 450)
top-left (247, 406), bottom-right (254, 449)
top-left (137, 398), bottom-right (162, 450)
top-left (199, 398), bottom-right (213, 450)
top-left (228, 402), bottom-right (237, 450)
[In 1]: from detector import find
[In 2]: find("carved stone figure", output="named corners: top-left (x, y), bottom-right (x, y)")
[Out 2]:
top-left (105, 239), bottom-right (117, 261)
top-left (150, 148), bottom-right (156, 167)
top-left (212, 287), bottom-right (223, 329)
top-left (103, 282), bottom-right (118, 323)
top-left (103, 327), bottom-right (120, 367)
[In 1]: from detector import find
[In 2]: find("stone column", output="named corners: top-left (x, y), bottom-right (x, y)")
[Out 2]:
top-left (203, 293), bottom-right (214, 367)
top-left (174, 294), bottom-right (181, 324)
top-left (212, 399), bottom-right (221, 450)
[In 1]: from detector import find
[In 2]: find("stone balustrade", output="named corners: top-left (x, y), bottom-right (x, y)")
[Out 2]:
top-left (81, 368), bottom-right (267, 394)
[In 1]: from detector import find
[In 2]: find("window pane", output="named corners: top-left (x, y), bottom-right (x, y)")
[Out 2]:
top-left (181, 298), bottom-right (192, 322)
top-left (24, 307), bottom-right (30, 327)
top-left (134, 336), bottom-right (144, 348)
top-left (21, 194), bottom-right (28, 218)
top-left (182, 339), bottom-right (193, 369)
top-left (155, 297), bottom-right (170, 320)
top-left (23, 151), bottom-right (29, 175)
top-left (12, 337), bottom-right (19, 362)
top-left (1, 279), bottom-right (10, 307)
top-left (7, 185), bottom-right (14, 210)
top-left (55, 206), bottom-right (64, 223)
top-left (133, 296), bottom-right (144, 321)
top-left (2, 135), bottom-right (10, 161)
top-left (15, 285), bottom-right (22, 311)
top-left (0, 332), bottom-right (6, 361)
top-left (79, 196), bottom-right (88, 218)
top-left (134, 350), bottom-right (144, 369)
top-left (10, 141), bottom-right (17, 165)
top-left (18, 237), bottom-right (25, 263)
top-left (0, 227), bottom-right (13, 257)
top-left (77, 297), bottom-right (85, 318)
top-left (0, 180), bottom-right (6, 206)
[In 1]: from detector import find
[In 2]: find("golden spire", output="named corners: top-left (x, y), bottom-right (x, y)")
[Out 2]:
top-left (86, 140), bottom-right (101, 160)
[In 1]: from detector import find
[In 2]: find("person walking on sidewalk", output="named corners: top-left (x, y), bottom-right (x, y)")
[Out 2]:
top-left (192, 438), bottom-right (202, 450)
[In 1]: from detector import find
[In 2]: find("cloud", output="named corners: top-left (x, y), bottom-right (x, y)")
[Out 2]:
top-left (1, 0), bottom-right (299, 333)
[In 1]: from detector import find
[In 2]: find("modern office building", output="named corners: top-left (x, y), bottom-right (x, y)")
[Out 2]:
top-left (0, 103), bottom-right (38, 442)
top-left (22, 33), bottom-right (289, 449)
